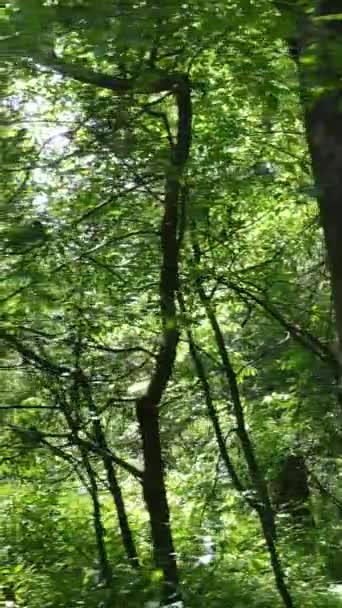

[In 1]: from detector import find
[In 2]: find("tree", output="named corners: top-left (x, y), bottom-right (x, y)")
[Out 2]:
top-left (2, 2), bottom-right (342, 608)
top-left (275, 0), bottom-right (342, 361)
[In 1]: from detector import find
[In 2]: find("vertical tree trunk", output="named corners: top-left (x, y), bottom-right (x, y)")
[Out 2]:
top-left (136, 400), bottom-right (180, 605)
top-left (81, 451), bottom-right (113, 590)
top-left (273, 454), bottom-right (314, 528)
top-left (275, 1), bottom-right (342, 357)
top-left (58, 388), bottom-right (113, 590)
top-left (3, 583), bottom-right (17, 607)
top-left (79, 372), bottom-right (140, 567)
top-left (59, 387), bottom-right (113, 590)
top-left (134, 77), bottom-right (191, 605)
top-left (189, 255), bottom-right (295, 608)
top-left (184, 307), bottom-right (295, 608)
top-left (101, 452), bottom-right (140, 568)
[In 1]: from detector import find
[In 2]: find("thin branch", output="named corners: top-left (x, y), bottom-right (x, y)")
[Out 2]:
top-left (224, 279), bottom-right (338, 371)
top-left (0, 405), bottom-right (56, 410)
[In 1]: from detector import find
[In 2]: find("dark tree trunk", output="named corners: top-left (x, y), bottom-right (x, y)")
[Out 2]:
top-left (57, 386), bottom-right (113, 590)
top-left (190, 262), bottom-right (295, 608)
top-left (136, 400), bottom-right (180, 605)
top-left (275, 1), bottom-right (342, 357)
top-left (3, 584), bottom-right (17, 606)
top-left (79, 372), bottom-right (140, 567)
top-left (102, 452), bottom-right (140, 568)
top-left (133, 77), bottom-right (191, 606)
top-left (82, 451), bottom-right (113, 589)
top-left (184, 307), bottom-right (295, 608)
top-left (273, 454), bottom-right (314, 527)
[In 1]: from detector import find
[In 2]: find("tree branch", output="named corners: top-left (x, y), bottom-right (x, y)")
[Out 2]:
top-left (30, 51), bottom-right (186, 95)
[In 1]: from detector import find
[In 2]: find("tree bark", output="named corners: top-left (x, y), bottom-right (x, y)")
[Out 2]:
top-left (273, 454), bottom-right (314, 528)
top-left (189, 247), bottom-right (295, 608)
top-left (81, 449), bottom-right (113, 590)
top-left (0, 62), bottom-right (192, 604)
top-left (135, 77), bottom-right (192, 605)
top-left (80, 373), bottom-right (140, 568)
top-left (136, 400), bottom-right (180, 604)
top-left (275, 1), bottom-right (342, 359)
top-left (102, 453), bottom-right (140, 568)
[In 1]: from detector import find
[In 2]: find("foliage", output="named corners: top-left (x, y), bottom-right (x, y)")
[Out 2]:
top-left (1, 1), bottom-right (342, 607)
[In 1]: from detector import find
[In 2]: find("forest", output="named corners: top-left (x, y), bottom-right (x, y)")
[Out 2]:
top-left (1, 1), bottom-right (342, 607)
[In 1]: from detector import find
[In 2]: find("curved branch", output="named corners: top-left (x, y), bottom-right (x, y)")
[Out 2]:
top-left (30, 51), bottom-right (187, 95)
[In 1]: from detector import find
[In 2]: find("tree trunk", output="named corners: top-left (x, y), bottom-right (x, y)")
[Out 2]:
top-left (60, 393), bottom-right (113, 590)
top-left (273, 454), bottom-right (314, 528)
top-left (275, 1), bottom-right (342, 357)
top-left (190, 260), bottom-right (295, 608)
top-left (184, 309), bottom-right (295, 608)
top-left (136, 399), bottom-right (180, 605)
top-left (132, 78), bottom-right (191, 605)
top-left (82, 451), bottom-right (113, 589)
top-left (101, 452), bottom-right (140, 568)
top-left (79, 372), bottom-right (140, 567)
